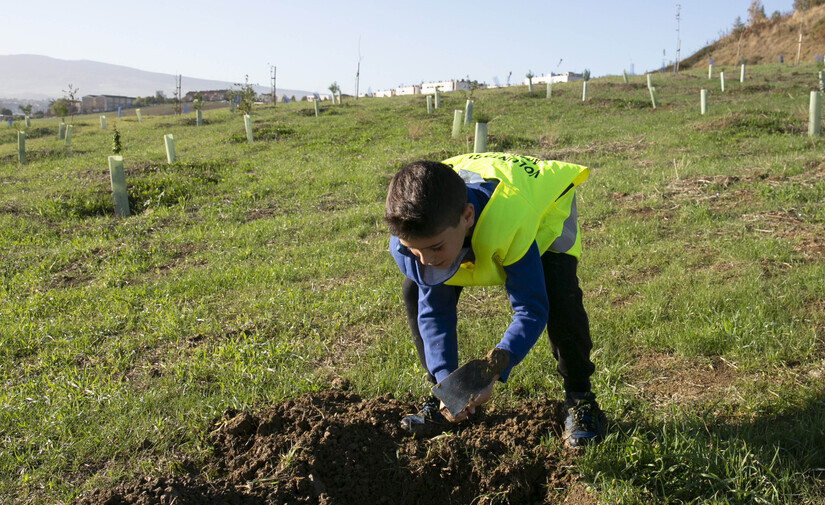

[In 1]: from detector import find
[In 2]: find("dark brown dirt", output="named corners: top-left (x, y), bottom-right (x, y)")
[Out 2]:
top-left (74, 385), bottom-right (596, 505)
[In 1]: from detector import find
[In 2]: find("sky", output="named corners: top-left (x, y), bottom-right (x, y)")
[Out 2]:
top-left (4, 0), bottom-right (793, 95)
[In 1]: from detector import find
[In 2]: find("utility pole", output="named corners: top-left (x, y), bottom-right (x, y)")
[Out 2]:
top-left (355, 37), bottom-right (363, 101)
top-left (270, 65), bottom-right (277, 106)
top-left (175, 74), bottom-right (182, 115)
top-left (675, 4), bottom-right (681, 74)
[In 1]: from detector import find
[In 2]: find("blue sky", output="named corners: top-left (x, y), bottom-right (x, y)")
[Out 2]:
top-left (5, 0), bottom-right (792, 94)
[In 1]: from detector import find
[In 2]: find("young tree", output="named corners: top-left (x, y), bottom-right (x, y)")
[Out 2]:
top-left (18, 104), bottom-right (33, 117)
top-left (192, 92), bottom-right (204, 111)
top-left (50, 98), bottom-right (70, 120)
top-left (112, 125), bottom-right (122, 154)
top-left (748, 0), bottom-right (767, 25)
top-left (793, 0), bottom-right (825, 11)
top-left (173, 76), bottom-right (182, 116)
top-left (233, 75), bottom-right (257, 115)
top-left (63, 84), bottom-right (79, 122)
top-left (732, 16), bottom-right (745, 37)
top-left (328, 81), bottom-right (341, 99)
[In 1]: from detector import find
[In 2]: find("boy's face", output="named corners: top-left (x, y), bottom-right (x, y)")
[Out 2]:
top-left (399, 204), bottom-right (474, 269)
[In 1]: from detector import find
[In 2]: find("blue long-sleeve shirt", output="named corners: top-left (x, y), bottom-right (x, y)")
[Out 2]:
top-left (389, 181), bottom-right (550, 383)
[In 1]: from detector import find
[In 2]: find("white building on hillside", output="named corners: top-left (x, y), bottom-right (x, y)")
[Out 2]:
top-left (396, 85), bottom-right (420, 96)
top-left (526, 72), bottom-right (584, 86)
top-left (370, 79), bottom-right (489, 98)
top-left (421, 79), bottom-right (474, 94)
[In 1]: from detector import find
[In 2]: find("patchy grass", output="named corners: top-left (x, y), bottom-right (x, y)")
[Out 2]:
top-left (1, 63), bottom-right (825, 504)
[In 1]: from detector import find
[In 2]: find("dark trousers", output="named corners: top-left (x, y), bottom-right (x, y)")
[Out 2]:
top-left (401, 251), bottom-right (595, 393)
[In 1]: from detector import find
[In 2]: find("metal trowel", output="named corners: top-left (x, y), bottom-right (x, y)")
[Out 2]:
top-left (431, 348), bottom-right (510, 418)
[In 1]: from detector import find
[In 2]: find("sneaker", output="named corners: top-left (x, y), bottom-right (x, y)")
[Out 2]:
top-left (400, 396), bottom-right (447, 437)
top-left (563, 391), bottom-right (603, 448)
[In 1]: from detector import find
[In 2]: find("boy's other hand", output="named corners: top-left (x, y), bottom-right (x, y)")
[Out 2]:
top-left (439, 375), bottom-right (499, 422)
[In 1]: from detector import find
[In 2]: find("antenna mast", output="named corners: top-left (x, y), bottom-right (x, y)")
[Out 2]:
top-left (355, 37), bottom-right (363, 101)
top-left (174, 74), bottom-right (182, 115)
top-left (675, 4), bottom-right (682, 74)
top-left (271, 65), bottom-right (277, 106)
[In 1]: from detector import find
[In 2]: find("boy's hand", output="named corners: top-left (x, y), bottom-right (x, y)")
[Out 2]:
top-left (439, 375), bottom-right (499, 422)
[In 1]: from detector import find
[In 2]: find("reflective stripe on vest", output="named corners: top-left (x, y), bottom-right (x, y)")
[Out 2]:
top-left (549, 193), bottom-right (578, 254)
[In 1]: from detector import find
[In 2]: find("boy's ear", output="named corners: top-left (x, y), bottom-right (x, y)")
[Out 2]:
top-left (462, 203), bottom-right (475, 228)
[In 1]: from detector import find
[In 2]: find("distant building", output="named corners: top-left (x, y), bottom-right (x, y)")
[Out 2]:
top-left (421, 79), bottom-right (475, 94)
top-left (369, 79), bottom-right (487, 99)
top-left (81, 95), bottom-right (136, 113)
top-left (396, 85), bottom-right (420, 96)
top-left (183, 90), bottom-right (230, 102)
top-left (526, 72), bottom-right (584, 85)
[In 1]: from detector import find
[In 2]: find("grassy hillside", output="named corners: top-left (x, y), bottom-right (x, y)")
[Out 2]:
top-left (682, 4), bottom-right (825, 69)
top-left (1, 62), bottom-right (824, 504)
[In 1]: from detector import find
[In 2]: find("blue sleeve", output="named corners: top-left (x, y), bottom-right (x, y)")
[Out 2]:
top-left (496, 242), bottom-right (549, 381)
top-left (389, 235), bottom-right (460, 383)
top-left (418, 283), bottom-right (460, 384)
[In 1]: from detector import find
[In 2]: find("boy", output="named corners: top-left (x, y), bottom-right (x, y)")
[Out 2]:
top-left (384, 152), bottom-right (602, 448)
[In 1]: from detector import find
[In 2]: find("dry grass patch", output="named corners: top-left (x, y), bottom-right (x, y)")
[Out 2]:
top-left (315, 193), bottom-right (355, 212)
top-left (625, 350), bottom-right (742, 409)
top-left (534, 136), bottom-right (650, 162)
top-left (407, 120), bottom-right (427, 140)
top-left (740, 210), bottom-right (825, 259)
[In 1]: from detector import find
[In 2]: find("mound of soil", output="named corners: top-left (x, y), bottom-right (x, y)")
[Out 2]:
top-left (75, 384), bottom-right (594, 505)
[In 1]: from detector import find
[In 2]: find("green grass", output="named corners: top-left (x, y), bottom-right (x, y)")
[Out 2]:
top-left (1, 63), bottom-right (824, 504)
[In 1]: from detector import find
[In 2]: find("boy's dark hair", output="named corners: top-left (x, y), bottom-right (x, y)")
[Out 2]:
top-left (384, 161), bottom-right (467, 239)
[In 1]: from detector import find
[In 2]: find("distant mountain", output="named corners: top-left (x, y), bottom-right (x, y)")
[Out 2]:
top-left (0, 54), bottom-right (313, 101)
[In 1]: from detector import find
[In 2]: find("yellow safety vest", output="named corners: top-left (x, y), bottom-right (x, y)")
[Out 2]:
top-left (441, 153), bottom-right (589, 287)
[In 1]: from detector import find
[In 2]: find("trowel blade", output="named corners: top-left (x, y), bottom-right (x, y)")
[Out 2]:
top-left (431, 359), bottom-right (493, 417)
top-left (430, 349), bottom-right (510, 418)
